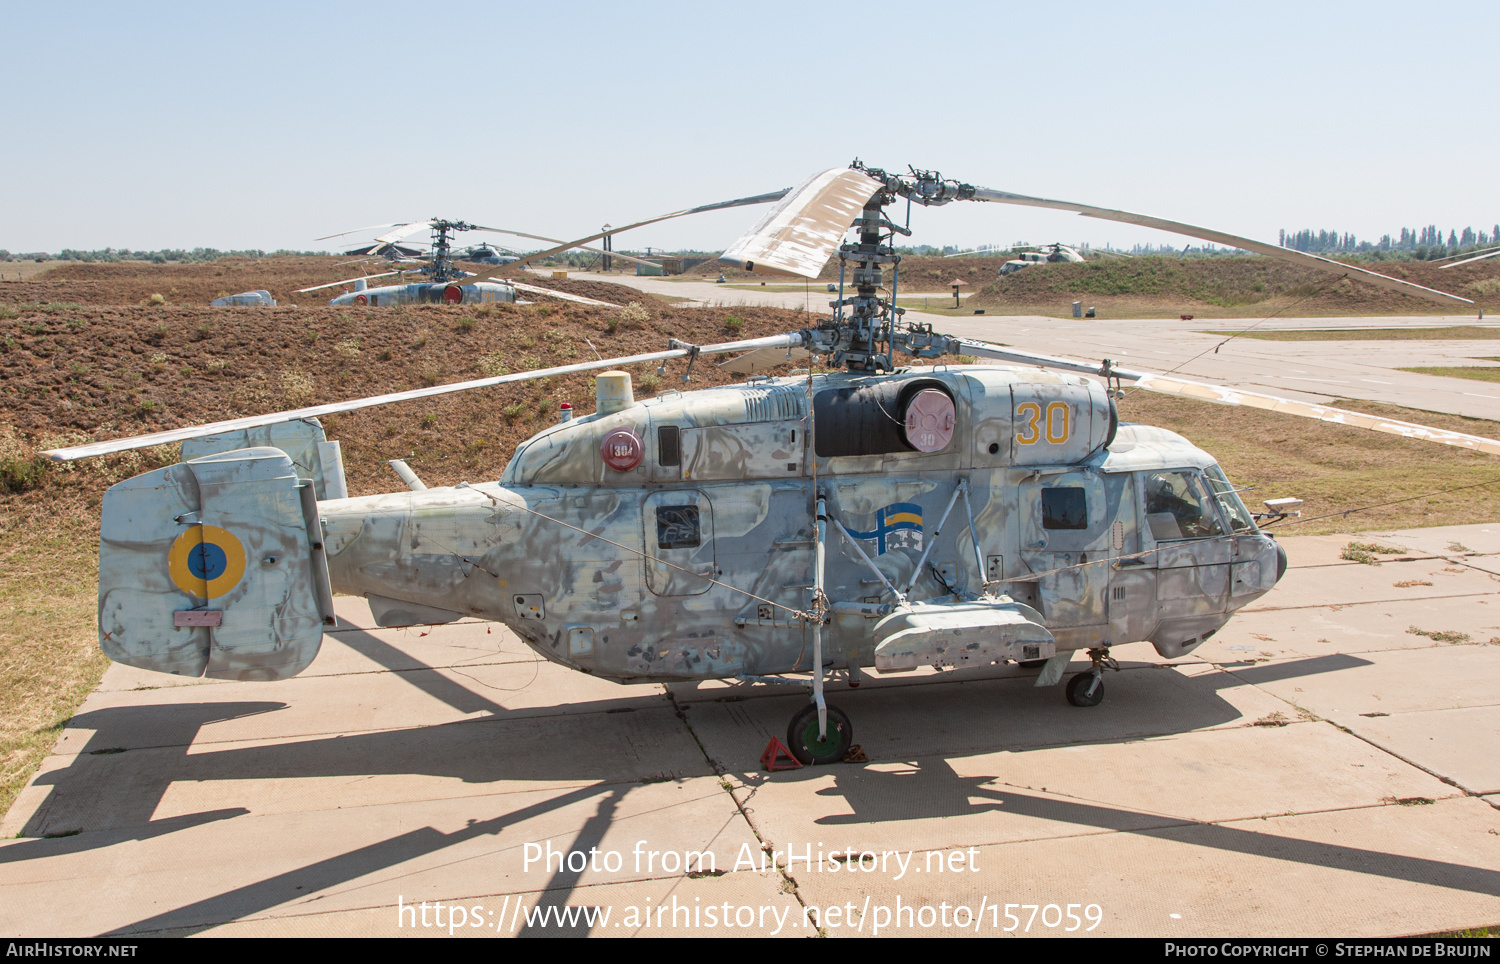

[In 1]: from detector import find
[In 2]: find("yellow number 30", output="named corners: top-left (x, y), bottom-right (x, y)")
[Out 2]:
top-left (1016, 402), bottom-right (1070, 445)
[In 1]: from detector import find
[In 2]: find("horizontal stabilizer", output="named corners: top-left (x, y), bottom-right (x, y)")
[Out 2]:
top-left (98, 448), bottom-right (333, 681)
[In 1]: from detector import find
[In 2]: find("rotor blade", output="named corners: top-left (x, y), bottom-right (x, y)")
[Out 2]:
top-left (1441, 248), bottom-right (1500, 269)
top-left (465, 227), bottom-right (662, 269)
top-left (718, 345), bottom-right (815, 375)
top-left (508, 282), bottom-right (619, 307)
top-left (718, 168), bottom-right (884, 278)
top-left (1432, 244), bottom-right (1500, 264)
top-left (564, 245), bottom-right (659, 269)
top-left (967, 187), bottom-right (1474, 306)
top-left (373, 220), bottom-right (437, 244)
top-left (294, 271), bottom-right (401, 293)
top-left (945, 337), bottom-right (1500, 457)
top-left (455, 187), bottom-right (792, 286)
top-left (315, 222), bottom-right (408, 242)
top-left (1132, 374), bottom-right (1500, 456)
top-left (42, 332), bottom-right (807, 462)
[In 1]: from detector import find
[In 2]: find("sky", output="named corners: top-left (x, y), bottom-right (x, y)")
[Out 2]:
top-left (3, 0), bottom-right (1497, 256)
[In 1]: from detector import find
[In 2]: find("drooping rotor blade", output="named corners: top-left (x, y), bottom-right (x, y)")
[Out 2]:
top-left (1432, 244), bottom-right (1500, 264)
top-left (718, 345), bottom-right (815, 375)
top-left (1129, 374), bottom-right (1500, 456)
top-left (466, 227), bottom-right (662, 270)
top-left (943, 246), bottom-right (1012, 258)
top-left (42, 332), bottom-right (808, 462)
top-left (454, 187), bottom-right (793, 286)
top-left (508, 282), bottom-right (620, 308)
top-left (718, 168), bottom-right (885, 278)
top-left (315, 222), bottom-right (409, 242)
top-left (966, 186), bottom-right (1475, 306)
top-left (942, 337), bottom-right (1500, 457)
top-left (295, 271), bottom-right (402, 294)
top-left (373, 220), bottom-right (438, 244)
top-left (1440, 248), bottom-right (1500, 270)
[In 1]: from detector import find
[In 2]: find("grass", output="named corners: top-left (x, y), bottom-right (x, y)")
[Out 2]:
top-left (1407, 626), bottom-right (1471, 644)
top-left (1202, 326), bottom-right (1500, 342)
top-left (1397, 366), bottom-right (1500, 382)
top-left (1340, 541), bottom-right (1408, 565)
top-left (895, 298), bottom-right (974, 316)
top-left (0, 506), bottom-right (115, 822)
top-left (1118, 393), bottom-right (1500, 535)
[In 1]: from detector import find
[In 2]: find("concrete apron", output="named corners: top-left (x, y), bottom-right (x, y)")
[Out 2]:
top-left (1, 527), bottom-right (1497, 938)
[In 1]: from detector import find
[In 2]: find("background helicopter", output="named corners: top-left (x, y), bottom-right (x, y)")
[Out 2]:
top-left (296, 218), bottom-right (670, 309)
top-left (46, 163), bottom-right (1493, 766)
top-left (946, 241), bottom-right (1132, 276)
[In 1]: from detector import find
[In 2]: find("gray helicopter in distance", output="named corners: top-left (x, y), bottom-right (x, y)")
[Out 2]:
top-left (297, 218), bottom-right (668, 309)
top-left (49, 162), bottom-right (1491, 765)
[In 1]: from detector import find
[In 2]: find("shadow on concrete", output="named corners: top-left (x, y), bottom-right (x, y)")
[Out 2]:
top-left (805, 759), bottom-right (1500, 899)
top-left (1229, 653), bottom-right (1375, 685)
top-left (9, 619), bottom-right (1407, 935)
top-left (115, 783), bottom-right (623, 937)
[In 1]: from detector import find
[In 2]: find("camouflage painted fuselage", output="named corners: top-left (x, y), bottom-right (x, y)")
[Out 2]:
top-left (318, 367), bottom-right (1283, 683)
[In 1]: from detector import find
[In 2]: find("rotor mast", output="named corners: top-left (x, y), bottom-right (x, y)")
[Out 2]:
top-left (828, 162), bottom-right (977, 371)
top-left (427, 219), bottom-right (473, 283)
top-left (832, 165), bottom-right (904, 371)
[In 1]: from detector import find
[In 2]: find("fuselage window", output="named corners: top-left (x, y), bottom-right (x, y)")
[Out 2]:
top-left (1144, 471), bottom-right (1226, 541)
top-left (656, 505), bottom-right (701, 549)
top-left (1042, 487), bottom-right (1088, 530)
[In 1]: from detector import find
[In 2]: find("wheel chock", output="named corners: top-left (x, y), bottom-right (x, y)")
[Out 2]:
top-left (760, 737), bottom-right (803, 771)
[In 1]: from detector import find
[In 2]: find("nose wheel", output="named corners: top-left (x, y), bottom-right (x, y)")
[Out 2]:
top-left (787, 703), bottom-right (853, 765)
top-left (1064, 646), bottom-right (1118, 707)
top-left (1065, 672), bottom-right (1104, 706)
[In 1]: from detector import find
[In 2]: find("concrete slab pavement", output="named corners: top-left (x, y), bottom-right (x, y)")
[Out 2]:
top-left (2, 523), bottom-right (1497, 937)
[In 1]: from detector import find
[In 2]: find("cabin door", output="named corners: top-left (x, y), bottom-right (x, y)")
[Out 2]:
top-left (642, 490), bottom-right (716, 597)
top-left (1019, 469), bottom-right (1111, 648)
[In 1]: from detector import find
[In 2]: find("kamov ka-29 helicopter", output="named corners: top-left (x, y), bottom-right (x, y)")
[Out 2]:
top-left (297, 218), bottom-right (668, 309)
top-left (47, 162), bottom-right (1494, 766)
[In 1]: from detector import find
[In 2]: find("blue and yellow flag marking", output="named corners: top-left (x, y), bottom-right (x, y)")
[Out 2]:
top-left (846, 502), bottom-right (923, 555)
top-left (168, 525), bottom-right (246, 599)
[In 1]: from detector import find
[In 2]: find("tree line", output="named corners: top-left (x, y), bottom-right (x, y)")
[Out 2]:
top-left (0, 247), bottom-right (328, 263)
top-left (1279, 225), bottom-right (1499, 258)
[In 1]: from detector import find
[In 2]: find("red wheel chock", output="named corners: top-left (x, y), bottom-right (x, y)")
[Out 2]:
top-left (760, 737), bottom-right (803, 771)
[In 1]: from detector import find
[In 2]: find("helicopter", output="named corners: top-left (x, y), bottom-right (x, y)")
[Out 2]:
top-left (45, 162), bottom-right (1494, 768)
top-left (297, 218), bottom-right (669, 309)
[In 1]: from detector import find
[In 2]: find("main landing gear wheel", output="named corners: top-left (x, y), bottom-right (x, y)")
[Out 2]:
top-left (1065, 672), bottom-right (1104, 707)
top-left (787, 703), bottom-right (853, 765)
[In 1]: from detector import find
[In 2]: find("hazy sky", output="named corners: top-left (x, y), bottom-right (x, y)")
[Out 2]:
top-left (4, 1), bottom-right (1496, 255)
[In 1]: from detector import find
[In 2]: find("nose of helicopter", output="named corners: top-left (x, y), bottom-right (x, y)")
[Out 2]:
top-left (1273, 538), bottom-right (1288, 583)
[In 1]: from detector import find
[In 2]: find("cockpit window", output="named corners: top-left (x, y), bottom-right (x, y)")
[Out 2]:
top-left (1204, 464), bottom-right (1256, 533)
top-left (1144, 470), bottom-right (1226, 541)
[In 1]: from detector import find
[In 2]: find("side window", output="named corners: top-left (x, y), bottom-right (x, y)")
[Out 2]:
top-left (1204, 464), bottom-right (1256, 533)
top-left (656, 505), bottom-right (701, 549)
top-left (1042, 487), bottom-right (1087, 529)
top-left (1143, 471), bottom-right (1226, 541)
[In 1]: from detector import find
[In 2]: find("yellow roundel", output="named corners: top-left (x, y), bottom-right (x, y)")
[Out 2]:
top-left (168, 525), bottom-right (247, 599)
